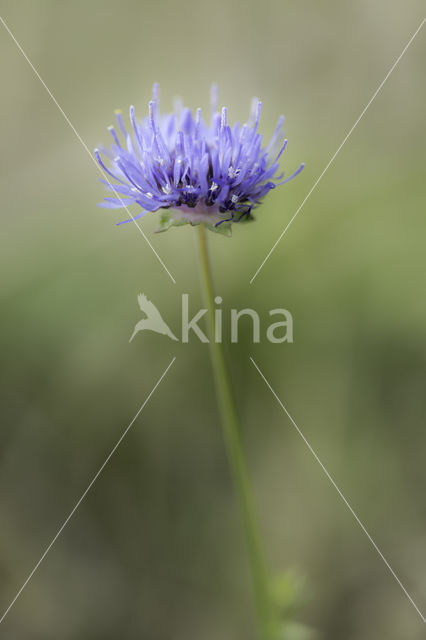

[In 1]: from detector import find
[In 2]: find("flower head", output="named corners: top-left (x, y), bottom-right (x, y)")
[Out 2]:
top-left (95, 84), bottom-right (304, 235)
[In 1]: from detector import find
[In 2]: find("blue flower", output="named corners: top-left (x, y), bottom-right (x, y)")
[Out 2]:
top-left (95, 84), bottom-right (304, 235)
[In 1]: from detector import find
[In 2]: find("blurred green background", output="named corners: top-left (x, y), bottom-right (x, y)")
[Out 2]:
top-left (0, 1), bottom-right (425, 638)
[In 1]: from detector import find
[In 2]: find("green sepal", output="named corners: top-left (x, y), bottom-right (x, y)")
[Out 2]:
top-left (154, 211), bottom-right (188, 233)
top-left (205, 221), bottom-right (232, 237)
top-left (154, 210), bottom-right (233, 237)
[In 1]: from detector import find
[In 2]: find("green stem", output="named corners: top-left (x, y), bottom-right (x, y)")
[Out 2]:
top-left (195, 224), bottom-right (275, 640)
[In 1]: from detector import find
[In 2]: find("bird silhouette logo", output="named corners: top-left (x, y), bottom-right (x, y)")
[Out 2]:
top-left (129, 294), bottom-right (179, 343)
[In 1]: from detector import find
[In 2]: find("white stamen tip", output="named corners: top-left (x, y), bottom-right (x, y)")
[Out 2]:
top-left (210, 182), bottom-right (218, 192)
top-left (228, 166), bottom-right (241, 179)
top-left (231, 194), bottom-right (239, 203)
top-left (145, 192), bottom-right (153, 199)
